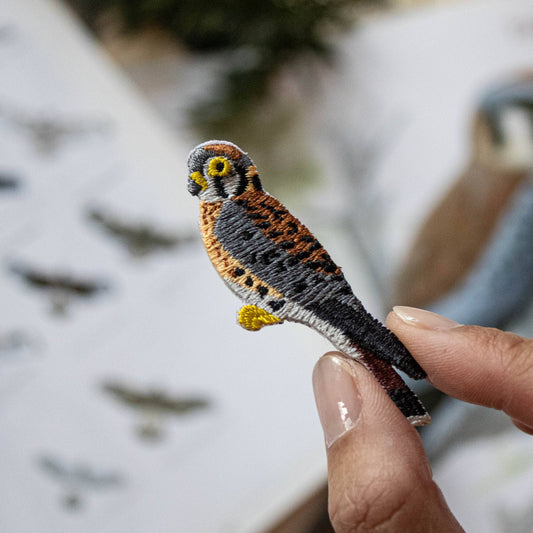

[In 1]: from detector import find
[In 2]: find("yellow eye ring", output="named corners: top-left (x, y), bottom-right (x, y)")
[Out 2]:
top-left (207, 157), bottom-right (231, 177)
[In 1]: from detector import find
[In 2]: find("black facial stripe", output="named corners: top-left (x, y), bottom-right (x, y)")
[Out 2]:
top-left (213, 176), bottom-right (228, 198)
top-left (235, 173), bottom-right (248, 197)
top-left (252, 175), bottom-right (262, 191)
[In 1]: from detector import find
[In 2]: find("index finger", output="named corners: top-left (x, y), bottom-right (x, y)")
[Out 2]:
top-left (386, 307), bottom-right (533, 429)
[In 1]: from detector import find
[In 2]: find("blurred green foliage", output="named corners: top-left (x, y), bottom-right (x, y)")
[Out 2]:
top-left (67, 0), bottom-right (386, 129)
top-left (69, 0), bottom-right (381, 53)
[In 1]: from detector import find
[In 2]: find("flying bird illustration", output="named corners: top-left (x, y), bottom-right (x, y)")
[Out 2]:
top-left (0, 105), bottom-right (108, 154)
top-left (0, 173), bottom-right (20, 191)
top-left (87, 207), bottom-right (195, 257)
top-left (102, 381), bottom-right (210, 440)
top-left (9, 262), bottom-right (109, 315)
top-left (38, 455), bottom-right (122, 510)
top-left (188, 140), bottom-right (430, 425)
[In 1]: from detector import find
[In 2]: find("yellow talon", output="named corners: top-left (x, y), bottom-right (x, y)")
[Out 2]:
top-left (238, 305), bottom-right (283, 331)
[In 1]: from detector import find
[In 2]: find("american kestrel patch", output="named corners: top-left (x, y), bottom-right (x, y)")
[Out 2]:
top-left (188, 140), bottom-right (430, 426)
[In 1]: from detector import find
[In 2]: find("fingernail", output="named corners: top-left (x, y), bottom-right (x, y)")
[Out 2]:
top-left (312, 354), bottom-right (362, 448)
top-left (393, 306), bottom-right (461, 330)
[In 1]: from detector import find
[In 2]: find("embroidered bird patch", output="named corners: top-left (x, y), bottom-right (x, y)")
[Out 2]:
top-left (188, 140), bottom-right (430, 426)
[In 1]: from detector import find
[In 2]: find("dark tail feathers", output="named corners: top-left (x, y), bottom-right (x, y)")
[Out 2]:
top-left (357, 349), bottom-right (430, 426)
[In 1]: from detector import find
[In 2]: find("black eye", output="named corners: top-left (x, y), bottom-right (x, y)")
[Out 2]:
top-left (216, 162), bottom-right (225, 172)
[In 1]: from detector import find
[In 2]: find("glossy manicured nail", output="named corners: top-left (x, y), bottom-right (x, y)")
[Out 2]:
top-left (313, 353), bottom-right (362, 448)
top-left (393, 306), bottom-right (461, 330)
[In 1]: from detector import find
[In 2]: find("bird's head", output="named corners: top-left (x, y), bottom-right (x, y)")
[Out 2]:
top-left (187, 140), bottom-right (262, 202)
top-left (475, 75), bottom-right (533, 170)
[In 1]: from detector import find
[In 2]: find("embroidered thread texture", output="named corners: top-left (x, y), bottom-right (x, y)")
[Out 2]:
top-left (238, 305), bottom-right (282, 331)
top-left (188, 140), bottom-right (431, 426)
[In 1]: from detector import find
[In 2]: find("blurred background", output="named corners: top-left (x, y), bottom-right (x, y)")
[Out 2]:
top-left (1, 0), bottom-right (533, 531)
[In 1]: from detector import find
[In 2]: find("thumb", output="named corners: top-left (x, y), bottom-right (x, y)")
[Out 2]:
top-left (387, 306), bottom-right (533, 432)
top-left (312, 353), bottom-right (462, 533)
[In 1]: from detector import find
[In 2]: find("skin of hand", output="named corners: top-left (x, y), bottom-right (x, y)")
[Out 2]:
top-left (313, 306), bottom-right (533, 532)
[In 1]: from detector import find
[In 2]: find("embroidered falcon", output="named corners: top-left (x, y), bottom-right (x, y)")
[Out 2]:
top-left (188, 140), bottom-right (430, 426)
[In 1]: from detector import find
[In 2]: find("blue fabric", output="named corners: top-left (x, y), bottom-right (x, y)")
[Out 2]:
top-left (431, 177), bottom-right (533, 327)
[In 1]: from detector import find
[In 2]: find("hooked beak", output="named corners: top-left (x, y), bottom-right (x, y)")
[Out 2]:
top-left (480, 78), bottom-right (533, 144)
top-left (188, 171), bottom-right (207, 197)
top-left (188, 179), bottom-right (202, 196)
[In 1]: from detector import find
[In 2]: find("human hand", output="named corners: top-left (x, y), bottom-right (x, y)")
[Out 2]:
top-left (312, 306), bottom-right (533, 532)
